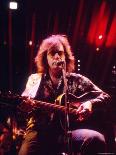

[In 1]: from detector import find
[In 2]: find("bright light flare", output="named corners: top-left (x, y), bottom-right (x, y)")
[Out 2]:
top-left (9, 2), bottom-right (18, 10)
top-left (96, 47), bottom-right (100, 51)
top-left (98, 35), bottom-right (103, 40)
top-left (29, 41), bottom-right (33, 46)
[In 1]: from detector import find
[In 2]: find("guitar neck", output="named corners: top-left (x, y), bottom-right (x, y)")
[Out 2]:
top-left (19, 99), bottom-right (79, 118)
top-left (0, 91), bottom-right (79, 118)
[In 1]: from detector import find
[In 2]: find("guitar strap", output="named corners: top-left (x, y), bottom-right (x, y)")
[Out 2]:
top-left (21, 73), bottom-right (43, 98)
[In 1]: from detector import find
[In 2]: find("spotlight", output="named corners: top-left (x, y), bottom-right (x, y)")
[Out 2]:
top-left (96, 47), bottom-right (100, 51)
top-left (29, 41), bottom-right (33, 46)
top-left (98, 35), bottom-right (103, 40)
top-left (77, 59), bottom-right (81, 72)
top-left (9, 1), bottom-right (18, 10)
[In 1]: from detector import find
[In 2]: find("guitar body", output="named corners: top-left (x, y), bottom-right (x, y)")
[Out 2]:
top-left (0, 91), bottom-right (95, 130)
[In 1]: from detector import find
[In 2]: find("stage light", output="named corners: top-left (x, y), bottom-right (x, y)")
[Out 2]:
top-left (96, 47), bottom-right (100, 51)
top-left (9, 1), bottom-right (18, 10)
top-left (3, 41), bottom-right (7, 45)
top-left (29, 41), bottom-right (33, 46)
top-left (98, 35), bottom-right (103, 40)
top-left (77, 59), bottom-right (81, 72)
top-left (95, 35), bottom-right (104, 46)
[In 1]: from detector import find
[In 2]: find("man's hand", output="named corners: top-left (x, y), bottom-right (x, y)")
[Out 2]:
top-left (76, 101), bottom-right (92, 121)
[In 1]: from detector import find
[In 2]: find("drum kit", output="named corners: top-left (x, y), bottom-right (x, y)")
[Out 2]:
top-left (0, 91), bottom-right (26, 155)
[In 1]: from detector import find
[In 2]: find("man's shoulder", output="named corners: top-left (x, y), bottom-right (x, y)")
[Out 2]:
top-left (27, 73), bottom-right (43, 86)
top-left (22, 73), bottom-right (43, 98)
top-left (28, 73), bottom-right (43, 80)
top-left (67, 72), bottom-right (84, 79)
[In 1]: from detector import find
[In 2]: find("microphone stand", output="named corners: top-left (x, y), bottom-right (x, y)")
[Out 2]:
top-left (62, 62), bottom-right (72, 155)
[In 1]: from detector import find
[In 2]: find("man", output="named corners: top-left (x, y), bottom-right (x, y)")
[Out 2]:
top-left (18, 34), bottom-right (110, 155)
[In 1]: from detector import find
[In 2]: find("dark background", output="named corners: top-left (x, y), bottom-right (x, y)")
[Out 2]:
top-left (0, 0), bottom-right (116, 116)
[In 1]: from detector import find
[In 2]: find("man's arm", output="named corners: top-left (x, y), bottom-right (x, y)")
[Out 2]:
top-left (76, 75), bottom-right (111, 121)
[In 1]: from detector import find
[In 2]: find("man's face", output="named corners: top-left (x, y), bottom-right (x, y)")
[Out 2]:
top-left (47, 43), bottom-right (65, 71)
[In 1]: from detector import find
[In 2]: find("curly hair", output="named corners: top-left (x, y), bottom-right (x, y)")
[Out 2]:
top-left (35, 34), bottom-right (75, 73)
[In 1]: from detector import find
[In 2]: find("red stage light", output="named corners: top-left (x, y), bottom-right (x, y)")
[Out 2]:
top-left (98, 35), bottom-right (103, 40)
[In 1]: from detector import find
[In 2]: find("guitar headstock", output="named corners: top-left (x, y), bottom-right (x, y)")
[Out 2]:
top-left (0, 90), bottom-right (22, 106)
